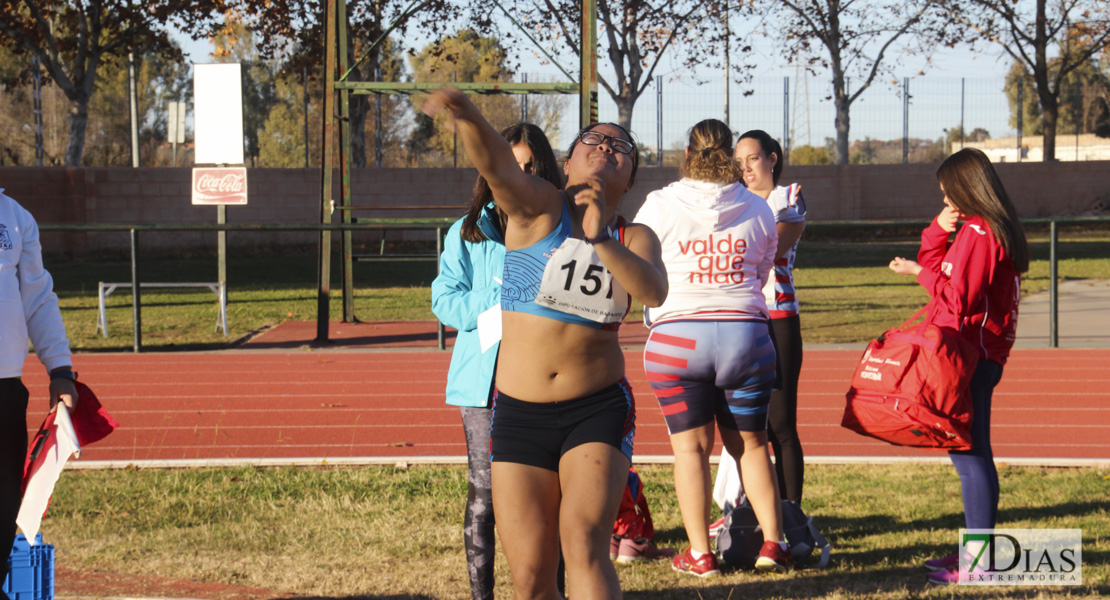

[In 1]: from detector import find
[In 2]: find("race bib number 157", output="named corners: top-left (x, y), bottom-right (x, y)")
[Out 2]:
top-left (535, 238), bottom-right (627, 324)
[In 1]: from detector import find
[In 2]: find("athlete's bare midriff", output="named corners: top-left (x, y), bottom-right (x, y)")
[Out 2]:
top-left (495, 311), bottom-right (625, 403)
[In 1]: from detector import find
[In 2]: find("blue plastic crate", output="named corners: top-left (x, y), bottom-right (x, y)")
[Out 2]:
top-left (4, 533), bottom-right (54, 600)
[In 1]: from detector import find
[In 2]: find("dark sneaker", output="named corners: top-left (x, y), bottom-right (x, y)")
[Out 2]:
top-left (924, 552), bottom-right (959, 572)
top-left (755, 541), bottom-right (793, 574)
top-left (672, 547), bottom-right (721, 577)
top-left (617, 537), bottom-right (677, 563)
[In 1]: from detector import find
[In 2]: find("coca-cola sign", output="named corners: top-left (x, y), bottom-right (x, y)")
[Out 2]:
top-left (192, 167), bottom-right (248, 205)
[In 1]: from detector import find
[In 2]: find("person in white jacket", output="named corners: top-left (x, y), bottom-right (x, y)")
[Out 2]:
top-left (1, 190), bottom-right (77, 593)
top-left (635, 119), bottom-right (791, 576)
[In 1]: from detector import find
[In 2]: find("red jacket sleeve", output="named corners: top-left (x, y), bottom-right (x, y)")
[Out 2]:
top-left (916, 217), bottom-right (950, 273)
top-left (916, 220), bottom-right (995, 331)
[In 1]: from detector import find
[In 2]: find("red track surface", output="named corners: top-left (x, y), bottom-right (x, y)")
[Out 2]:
top-left (22, 322), bottom-right (1110, 463)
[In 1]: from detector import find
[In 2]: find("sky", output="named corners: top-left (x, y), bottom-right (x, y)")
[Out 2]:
top-left (180, 20), bottom-right (1020, 153)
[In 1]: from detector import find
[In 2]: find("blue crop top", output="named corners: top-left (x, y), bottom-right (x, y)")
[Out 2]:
top-left (501, 200), bottom-right (630, 330)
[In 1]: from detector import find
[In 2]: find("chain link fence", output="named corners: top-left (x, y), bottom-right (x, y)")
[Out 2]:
top-left (403, 73), bottom-right (1106, 166)
top-left (4, 68), bottom-right (1107, 167)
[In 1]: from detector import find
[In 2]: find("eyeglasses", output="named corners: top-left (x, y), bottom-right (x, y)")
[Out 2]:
top-left (576, 130), bottom-right (635, 155)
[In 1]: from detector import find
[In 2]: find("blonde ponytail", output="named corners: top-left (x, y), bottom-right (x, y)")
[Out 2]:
top-left (681, 119), bottom-right (740, 184)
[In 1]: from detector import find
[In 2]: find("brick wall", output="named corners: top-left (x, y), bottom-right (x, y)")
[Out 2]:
top-left (3, 162), bottom-right (1106, 255)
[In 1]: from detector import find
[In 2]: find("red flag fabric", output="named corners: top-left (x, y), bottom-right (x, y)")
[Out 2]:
top-left (22, 380), bottom-right (119, 491)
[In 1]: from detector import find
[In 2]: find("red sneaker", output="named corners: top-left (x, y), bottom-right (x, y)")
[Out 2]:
top-left (672, 547), bottom-right (721, 577)
top-left (755, 541), bottom-right (793, 574)
top-left (609, 535), bottom-right (621, 560)
top-left (617, 537), bottom-right (677, 563)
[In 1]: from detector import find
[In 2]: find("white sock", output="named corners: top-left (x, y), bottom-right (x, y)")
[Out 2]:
top-left (690, 548), bottom-right (707, 560)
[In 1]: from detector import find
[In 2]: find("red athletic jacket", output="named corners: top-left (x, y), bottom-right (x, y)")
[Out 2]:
top-left (916, 215), bottom-right (1020, 366)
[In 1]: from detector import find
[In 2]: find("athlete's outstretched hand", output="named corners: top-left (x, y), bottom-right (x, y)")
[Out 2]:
top-left (421, 86), bottom-right (475, 132)
top-left (889, 256), bottom-right (922, 276)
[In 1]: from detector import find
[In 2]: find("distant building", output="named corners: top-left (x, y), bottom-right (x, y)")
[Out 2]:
top-left (953, 134), bottom-right (1110, 162)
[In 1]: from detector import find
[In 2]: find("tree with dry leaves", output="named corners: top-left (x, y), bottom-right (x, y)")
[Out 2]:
top-left (947, 0), bottom-right (1110, 161)
top-left (757, 0), bottom-right (955, 164)
top-left (0, 0), bottom-right (225, 166)
top-left (226, 0), bottom-right (463, 167)
top-left (491, 0), bottom-right (728, 132)
top-left (408, 28), bottom-right (523, 165)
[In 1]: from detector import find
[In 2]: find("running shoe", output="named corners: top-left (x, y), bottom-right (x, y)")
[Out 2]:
top-left (616, 537), bottom-right (676, 563)
top-left (924, 552), bottom-right (959, 572)
top-left (927, 566), bottom-right (959, 585)
top-left (609, 535), bottom-right (622, 560)
top-left (708, 515), bottom-right (727, 540)
top-left (754, 541), bottom-right (794, 574)
top-left (671, 547), bottom-right (721, 577)
top-left (927, 565), bottom-right (990, 585)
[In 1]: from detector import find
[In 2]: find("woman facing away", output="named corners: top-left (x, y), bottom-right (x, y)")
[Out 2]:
top-left (424, 87), bottom-right (668, 600)
top-left (431, 122), bottom-right (564, 600)
top-left (888, 148), bottom-right (1028, 585)
top-left (710, 130), bottom-right (809, 525)
top-left (633, 119), bottom-right (792, 577)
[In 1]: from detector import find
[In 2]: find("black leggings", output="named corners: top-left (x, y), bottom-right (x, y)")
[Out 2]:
top-left (1, 379), bottom-right (29, 596)
top-left (767, 315), bottom-right (805, 503)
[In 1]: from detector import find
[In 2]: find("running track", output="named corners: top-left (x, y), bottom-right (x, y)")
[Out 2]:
top-left (21, 327), bottom-right (1110, 466)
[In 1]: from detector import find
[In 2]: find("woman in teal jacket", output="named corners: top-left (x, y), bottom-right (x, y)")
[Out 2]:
top-left (431, 122), bottom-right (563, 600)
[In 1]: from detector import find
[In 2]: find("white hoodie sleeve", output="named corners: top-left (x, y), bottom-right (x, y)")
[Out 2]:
top-left (12, 197), bottom-right (72, 373)
top-left (767, 185), bottom-right (806, 224)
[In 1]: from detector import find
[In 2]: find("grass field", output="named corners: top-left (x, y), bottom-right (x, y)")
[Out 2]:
top-left (46, 229), bottom-right (1110, 351)
top-left (36, 227), bottom-right (1110, 598)
top-left (46, 463), bottom-right (1109, 598)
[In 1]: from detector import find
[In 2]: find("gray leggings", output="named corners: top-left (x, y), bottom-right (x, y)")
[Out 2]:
top-left (461, 406), bottom-right (496, 600)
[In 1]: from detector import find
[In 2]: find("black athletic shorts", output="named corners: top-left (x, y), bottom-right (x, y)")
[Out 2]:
top-left (489, 379), bottom-right (636, 472)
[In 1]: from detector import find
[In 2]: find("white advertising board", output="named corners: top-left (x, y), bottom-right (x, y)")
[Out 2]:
top-left (193, 63), bottom-right (244, 165)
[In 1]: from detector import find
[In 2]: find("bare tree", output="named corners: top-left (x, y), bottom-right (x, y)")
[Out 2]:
top-left (0, 0), bottom-right (223, 166)
top-left (949, 0), bottom-right (1110, 161)
top-left (493, 0), bottom-right (724, 131)
top-left (762, 0), bottom-right (953, 164)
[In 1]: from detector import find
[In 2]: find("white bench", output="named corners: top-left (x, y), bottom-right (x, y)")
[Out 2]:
top-left (97, 282), bottom-right (228, 338)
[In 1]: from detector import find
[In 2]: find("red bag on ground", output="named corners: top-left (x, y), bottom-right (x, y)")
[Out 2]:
top-left (841, 306), bottom-right (979, 450)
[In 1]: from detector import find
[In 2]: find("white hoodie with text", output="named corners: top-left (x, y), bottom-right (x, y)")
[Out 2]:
top-left (634, 179), bottom-right (777, 326)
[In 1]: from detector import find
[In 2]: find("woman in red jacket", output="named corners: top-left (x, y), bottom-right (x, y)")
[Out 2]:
top-left (889, 148), bottom-right (1029, 585)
